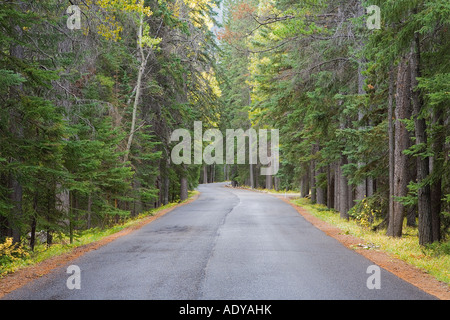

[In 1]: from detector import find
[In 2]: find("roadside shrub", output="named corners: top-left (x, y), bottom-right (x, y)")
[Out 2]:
top-left (0, 237), bottom-right (30, 276)
top-left (349, 195), bottom-right (385, 228)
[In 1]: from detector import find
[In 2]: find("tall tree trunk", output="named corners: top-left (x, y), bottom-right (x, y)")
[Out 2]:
top-left (87, 194), bottom-right (92, 229)
top-left (300, 166), bottom-right (309, 198)
top-left (255, 164), bottom-right (260, 188)
top-left (387, 57), bottom-right (412, 237)
top-left (211, 163), bottom-right (216, 183)
top-left (410, 32), bottom-right (433, 245)
top-left (347, 180), bottom-right (354, 214)
top-left (163, 174), bottom-right (169, 205)
top-left (430, 108), bottom-right (443, 242)
top-left (8, 14), bottom-right (25, 243)
top-left (327, 164), bottom-right (335, 209)
top-left (274, 176), bottom-right (280, 191)
top-left (223, 164), bottom-right (228, 182)
top-left (203, 165), bottom-right (208, 184)
top-left (160, 153), bottom-right (170, 205)
top-left (339, 156), bottom-right (349, 220)
top-left (310, 144), bottom-right (318, 203)
top-left (387, 67), bottom-right (395, 235)
top-left (338, 116), bottom-right (349, 219)
top-left (334, 162), bottom-right (340, 211)
top-left (249, 128), bottom-right (255, 189)
top-left (316, 165), bottom-right (326, 206)
top-left (355, 63), bottom-right (367, 202)
top-left (29, 192), bottom-right (38, 251)
top-left (265, 139), bottom-right (273, 189)
top-left (266, 174), bottom-right (273, 190)
top-left (8, 175), bottom-right (22, 243)
top-left (124, 13), bottom-right (146, 163)
top-left (180, 165), bottom-right (188, 201)
top-left (132, 178), bottom-right (142, 216)
top-left (355, 0), bottom-right (367, 203)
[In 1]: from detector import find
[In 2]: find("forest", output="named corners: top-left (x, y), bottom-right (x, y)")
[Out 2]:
top-left (0, 0), bottom-right (449, 257)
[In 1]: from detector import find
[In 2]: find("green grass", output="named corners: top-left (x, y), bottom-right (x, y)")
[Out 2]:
top-left (0, 190), bottom-right (199, 278)
top-left (291, 197), bottom-right (450, 285)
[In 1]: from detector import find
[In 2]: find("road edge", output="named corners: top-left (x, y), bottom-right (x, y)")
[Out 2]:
top-left (0, 192), bottom-right (200, 299)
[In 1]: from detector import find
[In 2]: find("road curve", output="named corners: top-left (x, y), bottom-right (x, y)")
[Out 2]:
top-left (3, 183), bottom-right (436, 300)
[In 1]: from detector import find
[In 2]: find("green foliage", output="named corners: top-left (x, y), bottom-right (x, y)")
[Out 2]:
top-left (0, 0), bottom-right (221, 247)
top-left (218, 0), bottom-right (450, 243)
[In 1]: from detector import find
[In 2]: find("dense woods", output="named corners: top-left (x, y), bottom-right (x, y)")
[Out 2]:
top-left (0, 0), bottom-right (221, 248)
top-left (217, 0), bottom-right (449, 246)
top-left (0, 0), bottom-right (449, 254)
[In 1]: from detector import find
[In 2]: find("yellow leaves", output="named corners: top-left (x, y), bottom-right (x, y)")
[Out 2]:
top-left (258, 56), bottom-right (272, 66)
top-left (0, 237), bottom-right (30, 276)
top-left (95, 0), bottom-right (153, 42)
top-left (184, 0), bottom-right (215, 10)
top-left (0, 237), bottom-right (14, 253)
top-left (167, 0), bottom-right (181, 18)
top-left (201, 70), bottom-right (222, 98)
top-left (97, 15), bottom-right (123, 41)
top-left (182, 0), bottom-right (216, 29)
top-left (257, 0), bottom-right (276, 16)
top-left (248, 54), bottom-right (270, 90)
top-left (141, 24), bottom-right (162, 48)
top-left (97, 0), bottom-right (152, 16)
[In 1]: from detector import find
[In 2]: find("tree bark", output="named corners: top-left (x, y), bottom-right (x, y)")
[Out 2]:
top-left (124, 13), bottom-right (146, 163)
top-left (8, 14), bottom-right (25, 243)
top-left (87, 194), bottom-right (92, 229)
top-left (410, 32), bottom-right (433, 245)
top-left (310, 144), bottom-right (318, 203)
top-left (338, 116), bottom-right (349, 219)
top-left (327, 164), bottom-right (334, 209)
top-left (334, 162), bottom-right (340, 211)
top-left (387, 67), bottom-right (395, 235)
top-left (316, 165), bottom-right (326, 206)
top-left (387, 57), bottom-right (411, 237)
top-left (300, 166), bottom-right (309, 198)
top-left (355, 65), bottom-right (367, 202)
top-left (355, 0), bottom-right (367, 203)
top-left (430, 108), bottom-right (443, 242)
top-left (211, 163), bottom-right (216, 183)
top-left (339, 156), bottom-right (349, 220)
top-left (203, 165), bottom-right (208, 184)
top-left (29, 192), bottom-right (38, 251)
top-left (265, 174), bottom-right (273, 190)
top-left (180, 175), bottom-right (188, 201)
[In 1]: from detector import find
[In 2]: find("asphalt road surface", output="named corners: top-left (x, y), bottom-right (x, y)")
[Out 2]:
top-left (3, 183), bottom-right (436, 300)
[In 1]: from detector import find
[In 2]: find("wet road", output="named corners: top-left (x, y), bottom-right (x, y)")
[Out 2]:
top-left (3, 183), bottom-right (436, 300)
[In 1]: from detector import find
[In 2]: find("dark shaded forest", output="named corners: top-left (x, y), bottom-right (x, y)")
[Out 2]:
top-left (0, 0), bottom-right (449, 253)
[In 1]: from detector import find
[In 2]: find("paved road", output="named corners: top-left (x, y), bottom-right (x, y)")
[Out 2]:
top-left (3, 183), bottom-right (436, 300)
